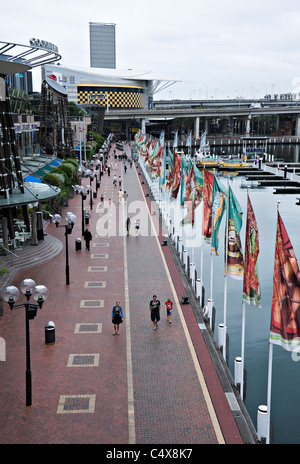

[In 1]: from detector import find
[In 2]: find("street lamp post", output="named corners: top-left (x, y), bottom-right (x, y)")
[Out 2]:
top-left (73, 185), bottom-right (88, 235)
top-left (3, 279), bottom-right (49, 406)
top-left (53, 212), bottom-right (77, 285)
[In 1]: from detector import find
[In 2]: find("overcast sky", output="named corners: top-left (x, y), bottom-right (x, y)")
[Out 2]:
top-left (2, 0), bottom-right (300, 100)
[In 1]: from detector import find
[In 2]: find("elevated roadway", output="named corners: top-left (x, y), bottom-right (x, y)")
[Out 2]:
top-left (104, 105), bottom-right (300, 120)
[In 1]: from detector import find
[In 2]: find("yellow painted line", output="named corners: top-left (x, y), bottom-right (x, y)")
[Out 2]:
top-left (134, 164), bottom-right (225, 445)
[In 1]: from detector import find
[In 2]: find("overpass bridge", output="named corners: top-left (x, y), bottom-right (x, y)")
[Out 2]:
top-left (104, 105), bottom-right (300, 138)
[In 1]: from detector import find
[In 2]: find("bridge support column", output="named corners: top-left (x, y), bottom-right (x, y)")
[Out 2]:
top-left (295, 114), bottom-right (300, 137)
top-left (204, 118), bottom-right (209, 135)
top-left (141, 118), bottom-right (146, 133)
top-left (245, 115), bottom-right (251, 137)
top-left (194, 116), bottom-right (200, 140)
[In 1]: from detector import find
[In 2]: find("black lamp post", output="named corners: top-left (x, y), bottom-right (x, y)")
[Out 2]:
top-left (3, 279), bottom-right (49, 406)
top-left (53, 212), bottom-right (77, 285)
top-left (89, 172), bottom-right (94, 210)
top-left (73, 185), bottom-right (88, 236)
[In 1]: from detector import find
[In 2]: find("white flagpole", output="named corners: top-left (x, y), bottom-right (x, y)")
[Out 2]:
top-left (240, 300), bottom-right (246, 400)
top-left (240, 189), bottom-right (249, 401)
top-left (266, 341), bottom-right (273, 444)
top-left (222, 179), bottom-right (229, 358)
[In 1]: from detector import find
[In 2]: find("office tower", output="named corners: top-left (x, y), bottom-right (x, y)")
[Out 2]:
top-left (89, 22), bottom-right (116, 69)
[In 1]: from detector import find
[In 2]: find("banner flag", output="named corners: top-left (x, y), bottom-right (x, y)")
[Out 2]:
top-left (171, 151), bottom-right (182, 199)
top-left (166, 149), bottom-right (173, 191)
top-left (180, 157), bottom-right (191, 206)
top-left (243, 194), bottom-right (261, 306)
top-left (200, 131), bottom-right (206, 148)
top-left (202, 169), bottom-right (214, 242)
top-left (225, 186), bottom-right (244, 278)
top-left (181, 164), bottom-right (203, 225)
top-left (159, 147), bottom-right (166, 185)
top-left (159, 130), bottom-right (165, 147)
top-left (211, 174), bottom-right (227, 255)
top-left (269, 212), bottom-right (300, 351)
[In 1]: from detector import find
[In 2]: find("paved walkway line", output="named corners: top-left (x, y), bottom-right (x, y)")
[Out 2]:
top-left (134, 165), bottom-right (225, 445)
top-left (121, 174), bottom-right (136, 445)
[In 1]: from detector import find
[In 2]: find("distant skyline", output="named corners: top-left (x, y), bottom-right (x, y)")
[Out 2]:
top-left (2, 0), bottom-right (300, 100)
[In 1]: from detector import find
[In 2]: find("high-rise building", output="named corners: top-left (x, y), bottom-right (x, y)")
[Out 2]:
top-left (89, 22), bottom-right (116, 69)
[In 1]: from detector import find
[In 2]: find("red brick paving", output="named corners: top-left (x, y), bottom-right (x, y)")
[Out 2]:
top-left (0, 143), bottom-right (244, 444)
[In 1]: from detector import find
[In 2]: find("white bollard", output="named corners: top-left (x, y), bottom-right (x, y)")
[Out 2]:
top-left (234, 357), bottom-right (243, 387)
top-left (196, 278), bottom-right (202, 299)
top-left (207, 298), bottom-right (213, 325)
top-left (182, 250), bottom-right (187, 267)
top-left (218, 323), bottom-right (226, 350)
top-left (257, 405), bottom-right (268, 442)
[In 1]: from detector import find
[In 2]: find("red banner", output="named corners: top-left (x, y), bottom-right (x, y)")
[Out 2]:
top-left (202, 169), bottom-right (214, 241)
top-left (269, 212), bottom-right (300, 351)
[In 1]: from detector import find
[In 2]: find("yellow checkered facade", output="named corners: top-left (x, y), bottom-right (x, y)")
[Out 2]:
top-left (77, 85), bottom-right (145, 109)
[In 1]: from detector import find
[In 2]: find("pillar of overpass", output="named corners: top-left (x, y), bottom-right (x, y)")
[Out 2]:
top-left (295, 114), bottom-right (300, 137)
top-left (141, 118), bottom-right (146, 133)
top-left (194, 116), bottom-right (200, 139)
top-left (204, 118), bottom-right (209, 135)
top-left (245, 115), bottom-right (251, 137)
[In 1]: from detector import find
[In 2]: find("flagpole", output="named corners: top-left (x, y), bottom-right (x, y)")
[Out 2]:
top-left (266, 341), bottom-right (273, 444)
top-left (222, 179), bottom-right (230, 359)
top-left (240, 300), bottom-right (246, 401)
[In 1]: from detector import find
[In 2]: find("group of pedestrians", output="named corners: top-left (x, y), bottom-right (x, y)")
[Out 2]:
top-left (111, 296), bottom-right (173, 335)
top-left (149, 295), bottom-right (173, 330)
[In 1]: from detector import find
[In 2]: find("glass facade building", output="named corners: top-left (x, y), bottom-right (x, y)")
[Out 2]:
top-left (89, 22), bottom-right (116, 69)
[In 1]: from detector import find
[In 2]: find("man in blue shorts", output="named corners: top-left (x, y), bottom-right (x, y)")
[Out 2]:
top-left (149, 295), bottom-right (160, 330)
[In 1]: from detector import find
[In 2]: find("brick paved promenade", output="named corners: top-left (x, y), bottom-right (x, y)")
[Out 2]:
top-left (0, 143), bottom-right (256, 445)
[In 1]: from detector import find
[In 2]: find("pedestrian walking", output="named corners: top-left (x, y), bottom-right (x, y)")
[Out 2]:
top-left (126, 217), bottom-right (131, 236)
top-left (134, 218), bottom-right (140, 236)
top-left (113, 174), bottom-right (117, 186)
top-left (123, 191), bottom-right (128, 204)
top-left (100, 193), bottom-right (104, 206)
top-left (118, 189), bottom-right (123, 203)
top-left (124, 164), bottom-right (127, 173)
top-left (149, 295), bottom-right (160, 330)
top-left (83, 227), bottom-right (92, 251)
top-left (118, 175), bottom-right (122, 187)
top-left (112, 302), bottom-right (123, 335)
top-left (107, 165), bottom-right (111, 176)
top-left (165, 298), bottom-right (173, 324)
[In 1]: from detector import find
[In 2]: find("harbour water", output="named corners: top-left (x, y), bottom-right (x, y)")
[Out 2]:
top-left (161, 143), bottom-right (300, 444)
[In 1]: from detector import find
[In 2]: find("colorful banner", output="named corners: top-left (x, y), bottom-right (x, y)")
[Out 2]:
top-left (243, 194), bottom-right (261, 306)
top-left (159, 147), bottom-right (166, 185)
top-left (180, 157), bottom-right (191, 206)
top-left (225, 186), bottom-right (244, 278)
top-left (181, 164), bottom-right (203, 226)
top-left (166, 149), bottom-right (173, 192)
top-left (171, 151), bottom-right (182, 199)
top-left (202, 169), bottom-right (214, 241)
top-left (211, 174), bottom-right (227, 255)
top-left (269, 212), bottom-right (300, 351)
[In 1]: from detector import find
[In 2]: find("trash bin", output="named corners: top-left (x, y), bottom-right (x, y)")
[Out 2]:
top-left (75, 238), bottom-right (81, 251)
top-left (45, 321), bottom-right (55, 344)
top-left (85, 212), bottom-right (89, 225)
top-left (93, 191), bottom-right (97, 198)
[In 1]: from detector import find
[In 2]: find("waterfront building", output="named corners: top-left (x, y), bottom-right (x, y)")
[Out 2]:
top-left (89, 22), bottom-right (116, 69)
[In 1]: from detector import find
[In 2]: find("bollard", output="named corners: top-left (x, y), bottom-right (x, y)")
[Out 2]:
top-left (257, 405), bottom-right (268, 443)
top-left (196, 278), bottom-right (202, 299)
top-left (234, 356), bottom-right (243, 388)
top-left (218, 323), bottom-right (226, 350)
top-left (45, 321), bottom-right (55, 344)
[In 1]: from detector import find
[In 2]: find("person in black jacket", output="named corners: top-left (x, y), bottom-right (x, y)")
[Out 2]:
top-left (83, 227), bottom-right (92, 251)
